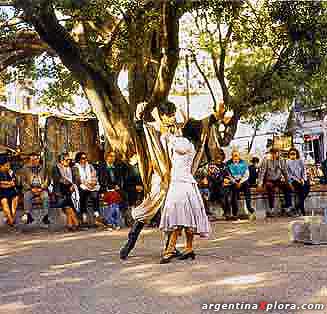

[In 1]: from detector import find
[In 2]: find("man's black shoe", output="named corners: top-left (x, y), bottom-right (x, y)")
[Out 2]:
top-left (120, 246), bottom-right (129, 260)
top-left (171, 249), bottom-right (183, 258)
top-left (42, 215), bottom-right (50, 225)
top-left (27, 213), bottom-right (34, 224)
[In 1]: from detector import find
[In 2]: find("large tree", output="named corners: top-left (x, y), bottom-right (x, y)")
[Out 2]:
top-left (0, 0), bottom-right (326, 157)
top-left (0, 0), bottom-right (188, 154)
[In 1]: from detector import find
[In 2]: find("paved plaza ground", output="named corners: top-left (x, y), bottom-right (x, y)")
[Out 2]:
top-left (0, 214), bottom-right (327, 314)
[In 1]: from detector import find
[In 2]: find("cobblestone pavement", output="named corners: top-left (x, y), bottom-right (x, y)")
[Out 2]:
top-left (0, 216), bottom-right (327, 314)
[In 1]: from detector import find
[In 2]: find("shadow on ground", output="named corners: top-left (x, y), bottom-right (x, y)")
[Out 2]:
top-left (0, 218), bottom-right (327, 314)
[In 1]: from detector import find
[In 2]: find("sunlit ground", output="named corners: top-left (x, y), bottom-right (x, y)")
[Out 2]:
top-left (0, 217), bottom-right (327, 314)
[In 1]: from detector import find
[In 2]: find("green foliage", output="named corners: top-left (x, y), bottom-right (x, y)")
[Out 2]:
top-left (298, 58), bottom-right (327, 108)
top-left (0, 0), bottom-right (161, 111)
top-left (1, 0), bottom-right (326, 128)
top-left (269, 0), bottom-right (327, 73)
top-left (185, 0), bottom-right (327, 124)
top-left (36, 58), bottom-right (83, 109)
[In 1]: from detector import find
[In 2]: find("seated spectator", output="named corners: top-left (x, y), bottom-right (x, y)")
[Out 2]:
top-left (248, 157), bottom-right (260, 187)
top-left (321, 155), bottom-right (327, 184)
top-left (257, 148), bottom-right (292, 217)
top-left (52, 153), bottom-right (80, 231)
top-left (227, 151), bottom-right (256, 220)
top-left (207, 148), bottom-right (233, 220)
top-left (73, 152), bottom-right (100, 224)
top-left (0, 155), bottom-right (18, 227)
top-left (98, 150), bottom-right (124, 229)
top-left (287, 148), bottom-right (310, 216)
top-left (17, 152), bottom-right (50, 225)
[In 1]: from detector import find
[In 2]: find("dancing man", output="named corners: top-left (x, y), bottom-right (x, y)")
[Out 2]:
top-left (120, 101), bottom-right (176, 260)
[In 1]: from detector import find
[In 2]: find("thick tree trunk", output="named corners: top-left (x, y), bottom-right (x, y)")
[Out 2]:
top-left (15, 1), bottom-right (135, 157)
top-left (149, 2), bottom-right (179, 106)
top-left (128, 12), bottom-right (148, 108)
top-left (14, 0), bottom-right (179, 160)
top-left (218, 112), bottom-right (240, 147)
top-left (83, 78), bottom-right (135, 155)
top-left (128, 2), bottom-right (179, 120)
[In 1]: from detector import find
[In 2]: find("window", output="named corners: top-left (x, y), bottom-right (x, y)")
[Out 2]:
top-left (303, 110), bottom-right (323, 122)
top-left (23, 96), bottom-right (32, 110)
top-left (303, 134), bottom-right (323, 163)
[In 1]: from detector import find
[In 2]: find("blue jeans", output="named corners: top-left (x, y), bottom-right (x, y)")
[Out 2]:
top-left (102, 203), bottom-right (121, 226)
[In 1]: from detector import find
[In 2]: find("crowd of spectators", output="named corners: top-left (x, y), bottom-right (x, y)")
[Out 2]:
top-left (0, 146), bottom-right (325, 229)
top-left (196, 146), bottom-right (312, 220)
top-left (0, 150), bottom-right (144, 231)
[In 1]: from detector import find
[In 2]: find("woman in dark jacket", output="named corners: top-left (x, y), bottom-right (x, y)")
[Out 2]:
top-left (52, 153), bottom-right (79, 230)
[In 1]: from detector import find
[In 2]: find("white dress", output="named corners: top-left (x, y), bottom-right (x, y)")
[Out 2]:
top-left (159, 136), bottom-right (210, 237)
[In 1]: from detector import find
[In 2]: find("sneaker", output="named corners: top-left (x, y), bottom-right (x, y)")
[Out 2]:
top-left (249, 212), bottom-right (256, 221)
top-left (114, 226), bottom-right (121, 230)
top-left (82, 213), bottom-right (88, 223)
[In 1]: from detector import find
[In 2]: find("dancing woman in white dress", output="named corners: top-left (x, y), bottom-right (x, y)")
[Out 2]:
top-left (159, 122), bottom-right (210, 264)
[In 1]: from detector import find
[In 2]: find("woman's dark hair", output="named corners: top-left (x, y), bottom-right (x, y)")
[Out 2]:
top-left (75, 151), bottom-right (87, 163)
top-left (158, 101), bottom-right (176, 116)
top-left (182, 119), bottom-right (202, 144)
top-left (288, 147), bottom-right (300, 159)
top-left (58, 152), bottom-right (69, 162)
top-left (0, 154), bottom-right (8, 166)
top-left (251, 157), bottom-right (260, 164)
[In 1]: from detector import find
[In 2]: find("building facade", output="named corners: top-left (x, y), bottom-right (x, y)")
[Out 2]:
top-left (293, 102), bottom-right (327, 164)
top-left (6, 78), bottom-right (36, 112)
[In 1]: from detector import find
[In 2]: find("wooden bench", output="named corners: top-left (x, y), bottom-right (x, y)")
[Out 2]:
top-left (209, 184), bottom-right (327, 217)
top-left (241, 185), bottom-right (327, 214)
